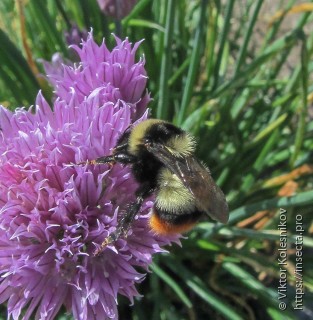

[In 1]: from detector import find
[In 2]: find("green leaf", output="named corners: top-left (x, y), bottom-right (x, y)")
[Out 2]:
top-left (151, 263), bottom-right (192, 308)
top-left (0, 29), bottom-right (39, 106)
top-left (165, 257), bottom-right (243, 320)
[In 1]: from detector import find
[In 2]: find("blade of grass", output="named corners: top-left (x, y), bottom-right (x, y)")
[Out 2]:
top-left (209, 28), bottom-right (300, 101)
top-left (230, 189), bottom-right (313, 224)
top-left (196, 223), bottom-right (313, 248)
top-left (259, 0), bottom-right (296, 51)
top-left (122, 0), bottom-right (151, 27)
top-left (0, 29), bottom-right (39, 106)
top-left (55, 0), bottom-right (72, 29)
top-left (204, 189), bottom-right (313, 237)
top-left (27, 0), bottom-right (68, 55)
top-left (245, 113), bottom-right (288, 150)
top-left (211, 0), bottom-right (235, 90)
top-left (79, 0), bottom-right (108, 38)
top-left (164, 257), bottom-right (243, 320)
top-left (233, 0), bottom-right (263, 75)
top-left (168, 57), bottom-right (190, 87)
top-left (181, 99), bottom-right (218, 131)
top-left (228, 128), bottom-right (280, 197)
top-left (206, 1), bottom-right (219, 83)
top-left (193, 239), bottom-right (280, 273)
top-left (267, 307), bottom-right (294, 320)
top-left (149, 270), bottom-right (163, 320)
top-left (156, 0), bottom-right (175, 120)
top-left (176, 0), bottom-right (208, 125)
top-left (283, 12), bottom-right (313, 93)
top-left (222, 262), bottom-right (293, 317)
top-left (290, 32), bottom-right (309, 167)
top-left (126, 19), bottom-right (165, 32)
top-left (151, 263), bottom-right (192, 309)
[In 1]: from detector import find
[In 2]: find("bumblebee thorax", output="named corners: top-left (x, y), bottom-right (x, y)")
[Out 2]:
top-left (128, 119), bottom-right (196, 158)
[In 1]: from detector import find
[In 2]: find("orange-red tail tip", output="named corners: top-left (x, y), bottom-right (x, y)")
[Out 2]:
top-left (149, 213), bottom-right (196, 235)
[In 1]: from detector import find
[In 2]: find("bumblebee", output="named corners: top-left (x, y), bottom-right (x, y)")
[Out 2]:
top-left (85, 119), bottom-right (229, 254)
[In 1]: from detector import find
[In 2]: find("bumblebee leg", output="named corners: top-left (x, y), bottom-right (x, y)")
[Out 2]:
top-left (79, 152), bottom-right (136, 166)
top-left (95, 152), bottom-right (136, 164)
top-left (113, 152), bottom-right (137, 164)
top-left (77, 155), bottom-right (115, 165)
top-left (94, 183), bottom-right (153, 256)
top-left (91, 155), bottom-right (115, 164)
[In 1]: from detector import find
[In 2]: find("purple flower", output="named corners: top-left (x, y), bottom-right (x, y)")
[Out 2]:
top-left (0, 33), bottom-right (179, 320)
top-left (97, 0), bottom-right (137, 19)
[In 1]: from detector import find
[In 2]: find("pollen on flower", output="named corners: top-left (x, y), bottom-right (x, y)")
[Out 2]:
top-left (0, 32), bottom-right (180, 320)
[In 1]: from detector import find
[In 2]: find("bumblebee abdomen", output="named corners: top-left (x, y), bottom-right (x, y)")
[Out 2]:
top-left (148, 168), bottom-right (203, 235)
top-left (155, 168), bottom-right (194, 212)
top-left (149, 208), bottom-right (202, 235)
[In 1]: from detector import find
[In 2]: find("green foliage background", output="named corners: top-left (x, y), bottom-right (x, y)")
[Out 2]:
top-left (0, 0), bottom-right (313, 319)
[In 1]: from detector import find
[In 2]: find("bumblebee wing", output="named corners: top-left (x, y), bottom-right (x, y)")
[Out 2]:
top-left (146, 144), bottom-right (229, 223)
